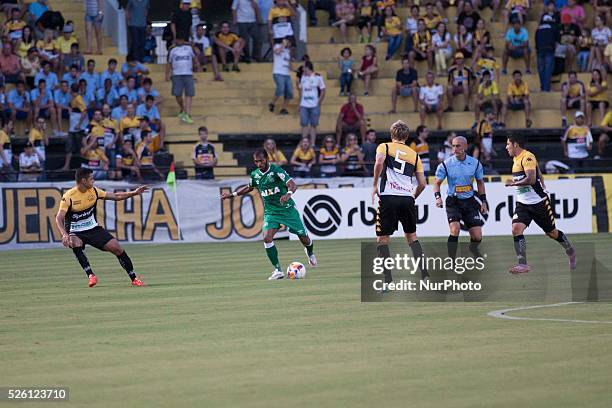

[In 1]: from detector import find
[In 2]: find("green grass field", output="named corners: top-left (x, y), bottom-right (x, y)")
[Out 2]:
top-left (1, 234), bottom-right (612, 407)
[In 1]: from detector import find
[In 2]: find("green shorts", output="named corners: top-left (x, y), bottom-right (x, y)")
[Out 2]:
top-left (263, 207), bottom-right (307, 236)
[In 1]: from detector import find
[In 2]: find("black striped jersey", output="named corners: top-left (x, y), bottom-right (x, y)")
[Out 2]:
top-left (59, 186), bottom-right (107, 233)
top-left (377, 141), bottom-right (423, 197)
top-left (409, 141), bottom-right (430, 173)
top-left (511, 149), bottom-right (547, 205)
top-left (562, 125), bottom-right (593, 159)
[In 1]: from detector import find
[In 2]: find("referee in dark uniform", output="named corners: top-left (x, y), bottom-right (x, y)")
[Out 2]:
top-left (433, 135), bottom-right (488, 259)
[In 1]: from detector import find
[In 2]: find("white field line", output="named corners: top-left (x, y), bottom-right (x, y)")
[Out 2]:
top-left (487, 302), bottom-right (612, 324)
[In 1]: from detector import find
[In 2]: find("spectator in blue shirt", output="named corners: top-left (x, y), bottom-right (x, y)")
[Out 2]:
top-left (99, 58), bottom-right (123, 89)
top-left (96, 78), bottom-right (119, 108)
top-left (111, 95), bottom-right (129, 121)
top-left (81, 59), bottom-right (100, 95)
top-left (7, 81), bottom-right (32, 127)
top-left (62, 64), bottom-right (81, 88)
top-left (502, 19), bottom-right (531, 75)
top-left (30, 78), bottom-right (59, 134)
top-left (34, 61), bottom-right (59, 89)
top-left (121, 54), bottom-right (149, 86)
top-left (53, 80), bottom-right (71, 136)
top-left (137, 77), bottom-right (161, 105)
top-left (136, 95), bottom-right (165, 138)
top-left (118, 76), bottom-right (139, 103)
top-left (28, 0), bottom-right (49, 25)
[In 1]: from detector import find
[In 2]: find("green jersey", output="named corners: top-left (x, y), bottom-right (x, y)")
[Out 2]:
top-left (249, 164), bottom-right (295, 214)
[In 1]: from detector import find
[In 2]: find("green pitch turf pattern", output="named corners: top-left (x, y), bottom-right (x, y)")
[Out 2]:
top-left (1, 235), bottom-right (612, 408)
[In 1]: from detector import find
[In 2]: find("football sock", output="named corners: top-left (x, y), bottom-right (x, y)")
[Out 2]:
top-left (117, 251), bottom-right (136, 281)
top-left (556, 230), bottom-right (575, 255)
top-left (305, 239), bottom-right (314, 256)
top-left (513, 235), bottom-right (527, 264)
top-left (447, 235), bottom-right (459, 259)
top-left (376, 244), bottom-right (392, 283)
top-left (264, 242), bottom-right (281, 270)
top-left (409, 240), bottom-right (429, 279)
top-left (469, 239), bottom-right (482, 257)
top-left (72, 247), bottom-right (93, 277)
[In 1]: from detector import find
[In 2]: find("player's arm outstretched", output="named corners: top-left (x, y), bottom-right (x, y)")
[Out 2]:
top-left (221, 185), bottom-right (254, 199)
top-left (105, 185), bottom-right (149, 201)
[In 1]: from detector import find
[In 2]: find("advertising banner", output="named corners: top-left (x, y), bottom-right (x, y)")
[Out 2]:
top-left (0, 177), bottom-right (599, 250)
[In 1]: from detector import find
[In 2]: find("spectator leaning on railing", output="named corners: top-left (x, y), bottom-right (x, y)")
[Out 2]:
top-left (116, 139), bottom-right (141, 181)
top-left (339, 132), bottom-right (364, 176)
top-left (290, 137), bottom-right (315, 178)
top-left (318, 135), bottom-right (339, 178)
top-left (19, 141), bottom-right (42, 182)
top-left (561, 110), bottom-right (592, 169)
top-left (264, 138), bottom-right (288, 166)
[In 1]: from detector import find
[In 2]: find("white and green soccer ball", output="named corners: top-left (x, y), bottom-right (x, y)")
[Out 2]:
top-left (286, 262), bottom-right (306, 279)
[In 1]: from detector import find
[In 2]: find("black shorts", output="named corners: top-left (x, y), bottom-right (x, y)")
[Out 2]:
top-left (71, 226), bottom-right (114, 250)
top-left (512, 198), bottom-right (556, 233)
top-left (566, 98), bottom-right (581, 109)
top-left (589, 100), bottom-right (609, 109)
top-left (509, 100), bottom-right (525, 111)
top-left (445, 196), bottom-right (484, 229)
top-left (376, 195), bottom-right (417, 236)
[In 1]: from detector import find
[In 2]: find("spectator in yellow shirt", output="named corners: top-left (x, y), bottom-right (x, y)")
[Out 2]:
top-left (214, 21), bottom-right (246, 72)
top-left (56, 23), bottom-right (79, 55)
top-left (500, 69), bottom-right (532, 128)
top-left (586, 68), bottom-right (608, 127)
top-left (290, 137), bottom-right (316, 178)
top-left (474, 70), bottom-right (502, 125)
top-left (264, 138), bottom-right (288, 166)
top-left (383, 6), bottom-right (402, 61)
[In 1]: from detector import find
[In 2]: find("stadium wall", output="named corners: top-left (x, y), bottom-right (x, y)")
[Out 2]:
top-left (0, 175), bottom-right (609, 250)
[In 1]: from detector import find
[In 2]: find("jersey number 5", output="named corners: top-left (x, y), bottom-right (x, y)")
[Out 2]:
top-left (393, 150), bottom-right (407, 174)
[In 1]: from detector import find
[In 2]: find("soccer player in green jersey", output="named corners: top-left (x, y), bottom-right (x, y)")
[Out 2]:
top-left (221, 149), bottom-right (317, 280)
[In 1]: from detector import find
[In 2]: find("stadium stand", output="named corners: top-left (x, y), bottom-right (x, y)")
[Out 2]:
top-left (0, 0), bottom-right (610, 182)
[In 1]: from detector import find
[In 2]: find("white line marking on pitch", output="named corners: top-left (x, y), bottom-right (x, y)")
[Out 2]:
top-left (487, 302), bottom-right (612, 324)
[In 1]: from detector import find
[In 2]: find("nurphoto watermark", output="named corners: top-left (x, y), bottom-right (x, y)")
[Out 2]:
top-left (360, 241), bottom-right (612, 302)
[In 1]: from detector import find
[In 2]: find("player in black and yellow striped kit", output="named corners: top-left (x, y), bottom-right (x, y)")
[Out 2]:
top-left (55, 168), bottom-right (148, 287)
top-left (504, 134), bottom-right (576, 274)
top-left (371, 120), bottom-right (428, 284)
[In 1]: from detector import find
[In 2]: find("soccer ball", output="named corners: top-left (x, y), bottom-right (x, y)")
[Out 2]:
top-left (286, 262), bottom-right (306, 279)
